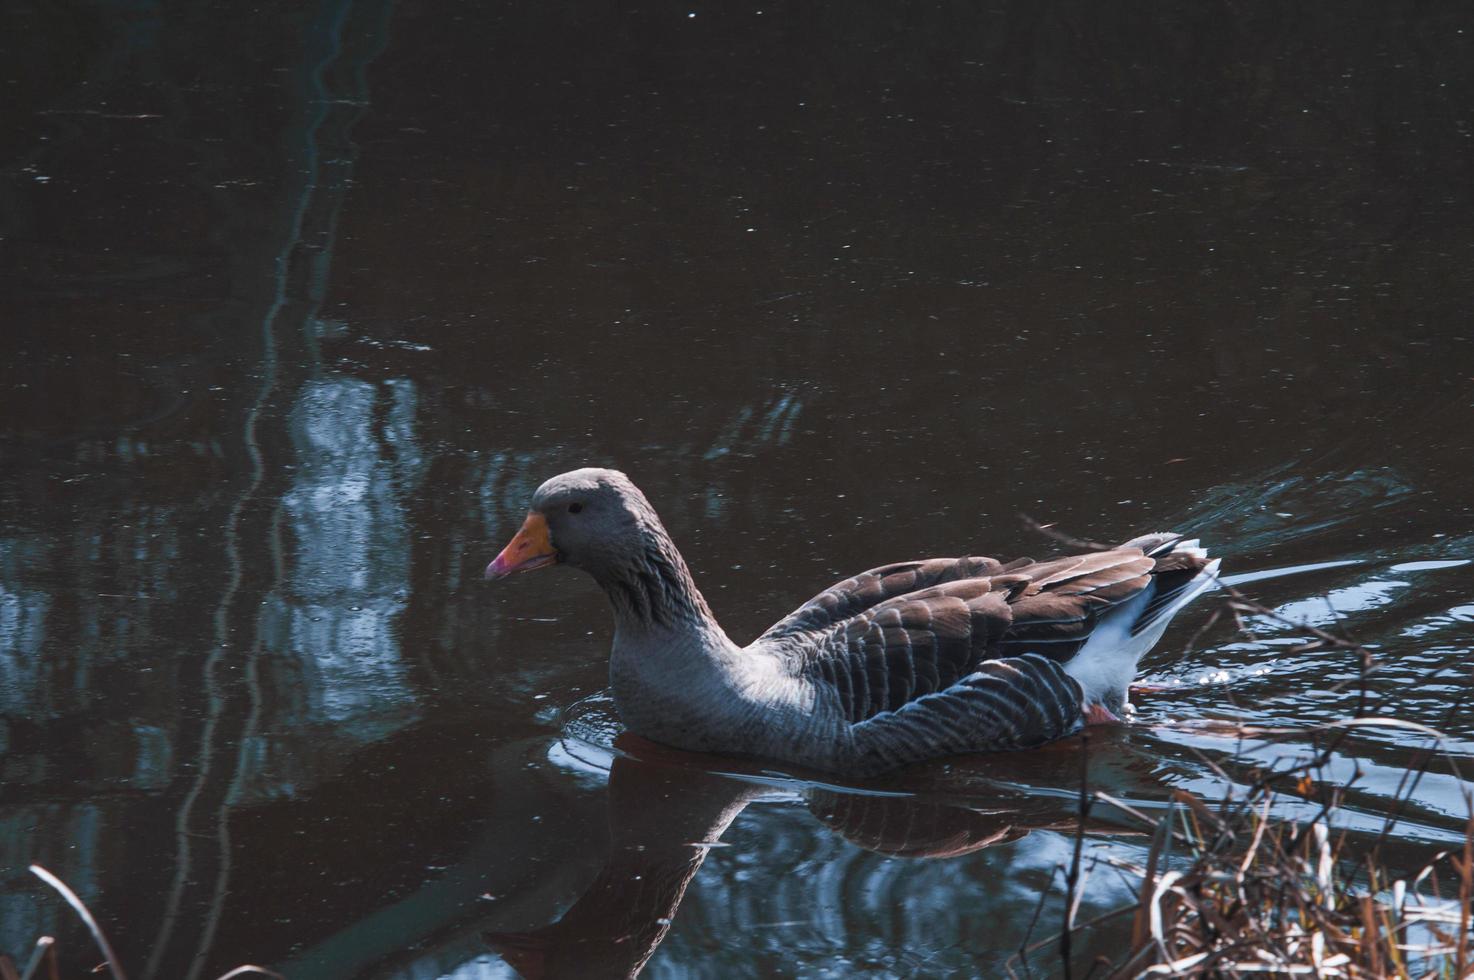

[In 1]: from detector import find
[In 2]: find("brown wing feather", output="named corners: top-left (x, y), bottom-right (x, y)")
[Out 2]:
top-left (995, 551), bottom-right (1157, 662)
top-left (799, 577), bottom-right (1012, 724)
top-left (761, 556), bottom-right (1007, 639)
top-left (1018, 550), bottom-right (1153, 594)
top-left (781, 542), bottom-right (1194, 725)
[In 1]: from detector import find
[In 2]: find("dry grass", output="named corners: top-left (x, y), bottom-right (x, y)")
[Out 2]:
top-left (1104, 581), bottom-right (1473, 978)
top-left (1, 865), bottom-right (282, 980)
top-left (1009, 714), bottom-right (1474, 980)
top-left (1010, 521), bottom-right (1474, 979)
top-left (1060, 756), bottom-right (1474, 980)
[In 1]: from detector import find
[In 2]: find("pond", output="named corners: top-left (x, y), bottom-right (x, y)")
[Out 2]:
top-left (2, 2), bottom-right (1472, 977)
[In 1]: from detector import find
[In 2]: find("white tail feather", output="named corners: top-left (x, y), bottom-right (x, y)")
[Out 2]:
top-left (1065, 551), bottom-right (1221, 710)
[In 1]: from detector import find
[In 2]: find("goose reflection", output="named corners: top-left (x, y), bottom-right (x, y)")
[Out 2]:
top-left (484, 733), bottom-right (1142, 980)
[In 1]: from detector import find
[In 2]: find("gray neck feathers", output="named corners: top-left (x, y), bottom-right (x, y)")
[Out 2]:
top-left (592, 512), bottom-right (719, 636)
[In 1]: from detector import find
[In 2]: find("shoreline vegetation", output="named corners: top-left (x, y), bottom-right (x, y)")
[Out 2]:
top-left (1011, 723), bottom-right (1473, 979)
top-left (3, 865), bottom-right (281, 980)
top-left (1013, 519), bottom-right (1473, 979)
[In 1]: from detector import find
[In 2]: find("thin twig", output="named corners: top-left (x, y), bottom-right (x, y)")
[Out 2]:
top-left (1014, 865), bottom-right (1064, 978)
top-left (1018, 514), bottom-right (1111, 552)
top-left (1061, 731), bottom-right (1092, 980)
top-left (211, 968), bottom-right (285, 980)
top-left (22, 867), bottom-right (278, 980)
top-left (27, 866), bottom-right (125, 980)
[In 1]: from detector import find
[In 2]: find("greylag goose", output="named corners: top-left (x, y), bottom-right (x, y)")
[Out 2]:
top-left (486, 468), bottom-right (1219, 776)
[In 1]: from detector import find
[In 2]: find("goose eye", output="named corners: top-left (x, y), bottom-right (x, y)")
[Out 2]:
top-left (567, 502), bottom-right (584, 514)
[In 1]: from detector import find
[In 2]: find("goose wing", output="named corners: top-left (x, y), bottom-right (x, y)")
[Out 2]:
top-left (774, 545), bottom-right (1181, 726)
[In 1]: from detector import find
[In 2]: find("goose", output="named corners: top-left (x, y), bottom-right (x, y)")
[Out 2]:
top-left (486, 468), bottom-right (1219, 776)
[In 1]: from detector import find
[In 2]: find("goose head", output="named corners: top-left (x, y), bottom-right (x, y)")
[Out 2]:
top-left (485, 467), bottom-right (658, 582)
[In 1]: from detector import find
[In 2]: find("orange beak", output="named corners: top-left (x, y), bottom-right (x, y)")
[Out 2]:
top-left (485, 512), bottom-right (559, 579)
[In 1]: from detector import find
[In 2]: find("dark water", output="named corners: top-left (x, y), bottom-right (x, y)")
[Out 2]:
top-left (3, 1), bottom-right (1474, 976)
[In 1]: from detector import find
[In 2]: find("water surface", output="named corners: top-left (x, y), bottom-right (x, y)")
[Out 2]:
top-left (2, 1), bottom-right (1473, 976)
